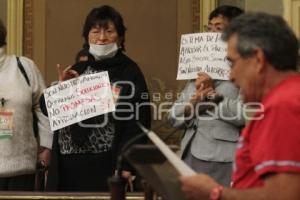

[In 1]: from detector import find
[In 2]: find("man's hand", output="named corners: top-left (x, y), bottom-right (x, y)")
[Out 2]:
top-left (180, 174), bottom-right (219, 200)
top-left (57, 64), bottom-right (79, 81)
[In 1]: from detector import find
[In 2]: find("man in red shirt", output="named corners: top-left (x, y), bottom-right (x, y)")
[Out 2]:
top-left (180, 12), bottom-right (300, 200)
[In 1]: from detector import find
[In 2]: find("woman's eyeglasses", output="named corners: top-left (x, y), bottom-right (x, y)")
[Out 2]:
top-left (204, 23), bottom-right (226, 32)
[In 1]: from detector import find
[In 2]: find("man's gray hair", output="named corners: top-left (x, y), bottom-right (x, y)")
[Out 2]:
top-left (222, 12), bottom-right (299, 71)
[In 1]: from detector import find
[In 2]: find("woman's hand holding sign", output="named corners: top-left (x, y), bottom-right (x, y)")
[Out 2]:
top-left (185, 72), bottom-right (217, 116)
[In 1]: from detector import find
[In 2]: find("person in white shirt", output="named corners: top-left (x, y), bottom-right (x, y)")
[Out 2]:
top-left (0, 19), bottom-right (52, 191)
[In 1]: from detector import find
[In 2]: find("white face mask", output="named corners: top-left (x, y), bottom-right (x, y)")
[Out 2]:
top-left (89, 43), bottom-right (118, 61)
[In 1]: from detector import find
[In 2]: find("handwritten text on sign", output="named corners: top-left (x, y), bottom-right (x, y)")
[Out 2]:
top-left (177, 32), bottom-right (230, 80)
top-left (44, 71), bottom-right (115, 131)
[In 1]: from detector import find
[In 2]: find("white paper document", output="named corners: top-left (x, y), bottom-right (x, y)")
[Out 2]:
top-left (177, 32), bottom-right (230, 80)
top-left (44, 71), bottom-right (115, 131)
top-left (139, 123), bottom-right (196, 176)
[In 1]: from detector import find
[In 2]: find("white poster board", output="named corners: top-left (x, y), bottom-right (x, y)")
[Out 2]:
top-left (138, 123), bottom-right (196, 177)
top-left (44, 71), bottom-right (115, 131)
top-left (177, 32), bottom-right (230, 80)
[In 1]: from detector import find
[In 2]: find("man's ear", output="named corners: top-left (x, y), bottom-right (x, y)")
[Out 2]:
top-left (254, 48), bottom-right (267, 73)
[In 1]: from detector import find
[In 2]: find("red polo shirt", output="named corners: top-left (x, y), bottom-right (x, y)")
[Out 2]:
top-left (232, 75), bottom-right (300, 188)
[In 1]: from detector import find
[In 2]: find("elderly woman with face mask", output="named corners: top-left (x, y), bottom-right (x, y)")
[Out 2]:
top-left (45, 5), bottom-right (151, 192)
top-left (0, 19), bottom-right (52, 191)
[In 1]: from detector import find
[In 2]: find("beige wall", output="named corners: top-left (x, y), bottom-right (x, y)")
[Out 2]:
top-left (0, 0), bottom-right (6, 25)
top-left (218, 0), bottom-right (282, 14)
top-left (218, 0), bottom-right (245, 8)
top-left (245, 0), bottom-right (283, 15)
top-left (31, 0), bottom-right (46, 77)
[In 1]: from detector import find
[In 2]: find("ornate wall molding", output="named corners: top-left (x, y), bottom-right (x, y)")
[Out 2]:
top-left (23, 0), bottom-right (46, 76)
top-left (6, 0), bottom-right (23, 56)
top-left (192, 0), bottom-right (200, 32)
top-left (24, 0), bottom-right (33, 58)
top-left (202, 0), bottom-right (217, 31)
top-left (199, 0), bottom-right (217, 32)
top-left (191, 0), bottom-right (217, 32)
